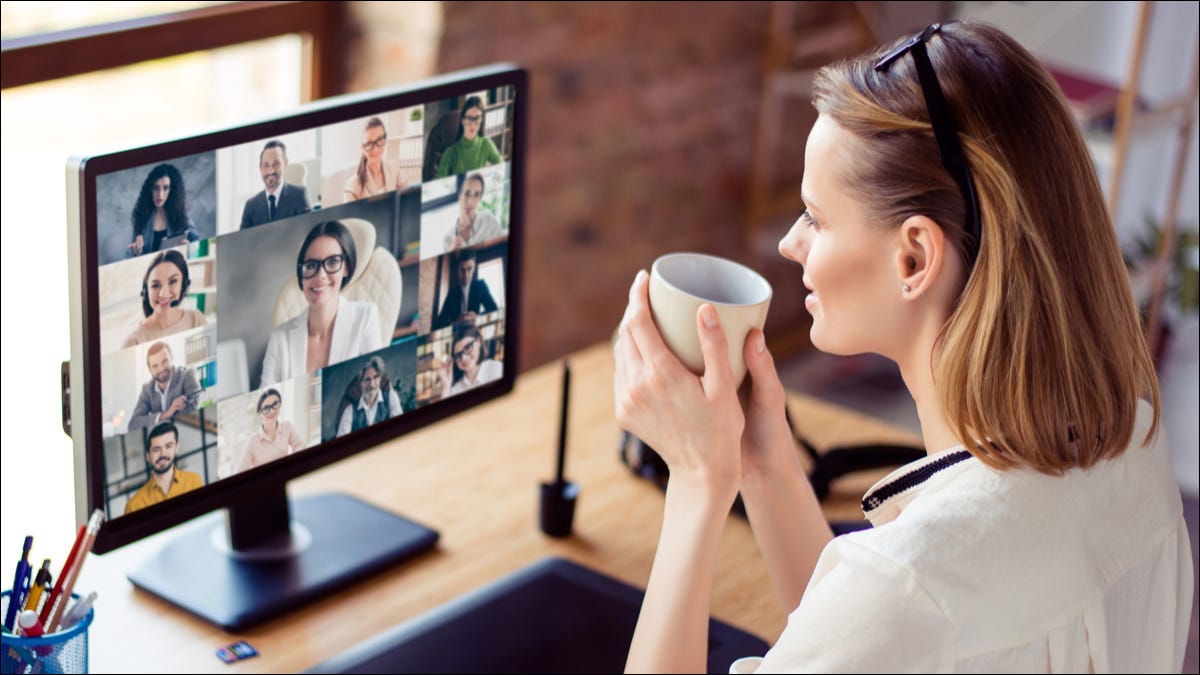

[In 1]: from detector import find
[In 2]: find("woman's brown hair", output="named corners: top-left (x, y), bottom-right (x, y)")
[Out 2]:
top-left (812, 21), bottom-right (1160, 473)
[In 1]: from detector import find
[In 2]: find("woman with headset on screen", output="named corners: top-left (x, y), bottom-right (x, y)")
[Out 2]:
top-left (615, 22), bottom-right (1192, 673)
top-left (260, 221), bottom-right (382, 388)
top-left (126, 162), bottom-right (200, 257)
top-left (122, 249), bottom-right (207, 347)
top-left (236, 388), bottom-right (306, 472)
top-left (434, 96), bottom-right (501, 179)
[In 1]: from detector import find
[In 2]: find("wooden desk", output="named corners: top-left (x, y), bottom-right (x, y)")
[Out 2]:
top-left (80, 343), bottom-right (920, 673)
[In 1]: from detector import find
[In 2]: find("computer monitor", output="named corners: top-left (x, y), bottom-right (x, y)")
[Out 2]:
top-left (63, 64), bottom-right (526, 631)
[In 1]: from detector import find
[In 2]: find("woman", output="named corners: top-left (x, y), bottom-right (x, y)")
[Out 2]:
top-left (261, 221), bottom-right (382, 387)
top-left (434, 96), bottom-right (501, 179)
top-left (127, 162), bottom-right (199, 257)
top-left (443, 172), bottom-right (504, 252)
top-left (615, 22), bottom-right (1192, 673)
top-left (343, 116), bottom-right (406, 202)
top-left (235, 388), bottom-right (305, 472)
top-left (122, 249), bottom-right (207, 347)
top-left (438, 321), bottom-right (502, 397)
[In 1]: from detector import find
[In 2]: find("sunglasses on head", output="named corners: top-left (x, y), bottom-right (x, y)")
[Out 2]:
top-left (874, 23), bottom-right (982, 266)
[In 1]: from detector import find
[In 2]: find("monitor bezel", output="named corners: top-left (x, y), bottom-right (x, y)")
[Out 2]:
top-left (65, 63), bottom-right (528, 553)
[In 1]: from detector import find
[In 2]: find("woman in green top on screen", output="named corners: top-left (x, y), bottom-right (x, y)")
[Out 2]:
top-left (435, 96), bottom-right (502, 178)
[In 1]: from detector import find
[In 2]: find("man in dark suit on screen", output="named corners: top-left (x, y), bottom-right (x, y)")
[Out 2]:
top-left (239, 139), bottom-right (312, 229)
top-left (434, 247), bottom-right (498, 331)
top-left (128, 342), bottom-right (204, 432)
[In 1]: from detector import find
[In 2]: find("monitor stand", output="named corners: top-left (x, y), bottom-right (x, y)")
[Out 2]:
top-left (128, 490), bottom-right (439, 632)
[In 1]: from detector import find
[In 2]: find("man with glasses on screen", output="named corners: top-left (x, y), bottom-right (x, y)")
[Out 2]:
top-left (240, 139), bottom-right (312, 230)
top-left (124, 421), bottom-right (203, 514)
top-left (128, 342), bottom-right (204, 433)
top-left (433, 248), bottom-right (498, 331)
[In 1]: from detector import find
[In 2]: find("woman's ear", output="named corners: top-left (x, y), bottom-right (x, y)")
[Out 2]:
top-left (894, 215), bottom-right (948, 299)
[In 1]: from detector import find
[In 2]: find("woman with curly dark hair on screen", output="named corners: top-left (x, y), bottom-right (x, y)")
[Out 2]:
top-left (127, 162), bottom-right (199, 257)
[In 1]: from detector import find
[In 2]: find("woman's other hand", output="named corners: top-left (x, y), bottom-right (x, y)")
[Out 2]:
top-left (614, 270), bottom-right (743, 504)
top-left (738, 328), bottom-right (794, 483)
top-left (128, 234), bottom-right (144, 255)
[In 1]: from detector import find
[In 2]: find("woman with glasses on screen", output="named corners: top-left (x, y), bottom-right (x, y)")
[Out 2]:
top-left (126, 162), bottom-right (200, 257)
top-left (434, 96), bottom-right (501, 179)
top-left (235, 388), bottom-right (306, 473)
top-left (615, 22), bottom-right (1191, 673)
top-left (343, 116), bottom-right (407, 202)
top-left (261, 221), bottom-right (382, 388)
top-left (122, 249), bottom-right (207, 347)
top-left (437, 321), bottom-right (501, 397)
top-left (444, 172), bottom-right (504, 253)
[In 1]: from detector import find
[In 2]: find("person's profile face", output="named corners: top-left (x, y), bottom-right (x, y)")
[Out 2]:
top-left (146, 432), bottom-right (178, 475)
top-left (258, 395), bottom-right (281, 421)
top-left (152, 176), bottom-right (171, 209)
top-left (453, 336), bottom-right (479, 371)
top-left (361, 125), bottom-right (386, 162)
top-left (147, 261), bottom-right (184, 316)
top-left (778, 115), bottom-right (896, 356)
top-left (361, 366), bottom-right (382, 398)
top-left (300, 235), bottom-right (346, 306)
top-left (147, 348), bottom-right (173, 384)
top-left (260, 147), bottom-right (286, 191)
top-left (460, 178), bottom-right (483, 217)
top-left (457, 259), bottom-right (476, 286)
top-left (461, 106), bottom-right (484, 140)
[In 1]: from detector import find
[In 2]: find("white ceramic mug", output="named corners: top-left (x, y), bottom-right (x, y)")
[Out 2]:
top-left (648, 252), bottom-right (772, 385)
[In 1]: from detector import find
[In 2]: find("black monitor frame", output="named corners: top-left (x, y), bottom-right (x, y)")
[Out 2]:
top-left (64, 64), bottom-right (526, 560)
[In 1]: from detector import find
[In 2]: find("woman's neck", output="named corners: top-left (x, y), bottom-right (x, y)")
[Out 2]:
top-left (149, 306), bottom-right (183, 328)
top-left (463, 363), bottom-right (479, 383)
top-left (893, 318), bottom-right (963, 457)
top-left (307, 296), bottom-right (340, 337)
top-left (262, 419), bottom-right (278, 438)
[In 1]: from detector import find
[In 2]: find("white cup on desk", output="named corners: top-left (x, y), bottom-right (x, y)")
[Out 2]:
top-left (648, 252), bottom-right (772, 385)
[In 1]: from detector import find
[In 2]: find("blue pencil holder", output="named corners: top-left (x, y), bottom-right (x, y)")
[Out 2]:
top-left (1, 590), bottom-right (92, 674)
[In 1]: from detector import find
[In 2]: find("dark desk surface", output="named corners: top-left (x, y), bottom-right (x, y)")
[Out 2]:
top-left (80, 343), bottom-right (920, 672)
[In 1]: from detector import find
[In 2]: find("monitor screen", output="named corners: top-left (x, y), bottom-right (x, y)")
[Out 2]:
top-left (64, 64), bottom-right (526, 630)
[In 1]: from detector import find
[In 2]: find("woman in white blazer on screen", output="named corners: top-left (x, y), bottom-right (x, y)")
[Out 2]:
top-left (261, 221), bottom-right (382, 388)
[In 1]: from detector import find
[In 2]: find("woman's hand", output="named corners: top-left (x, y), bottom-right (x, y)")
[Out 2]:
top-left (127, 234), bottom-right (144, 255)
top-left (738, 328), bottom-right (795, 484)
top-left (436, 354), bottom-right (453, 393)
top-left (613, 271), bottom-right (744, 504)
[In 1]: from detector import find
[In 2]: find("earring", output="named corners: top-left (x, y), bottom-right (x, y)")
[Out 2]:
top-left (902, 284), bottom-right (912, 293)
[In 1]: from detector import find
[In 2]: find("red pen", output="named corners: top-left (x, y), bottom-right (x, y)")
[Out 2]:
top-left (47, 510), bottom-right (104, 632)
top-left (39, 525), bottom-right (84, 627)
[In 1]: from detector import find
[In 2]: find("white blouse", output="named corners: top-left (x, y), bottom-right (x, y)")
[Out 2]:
top-left (733, 401), bottom-right (1192, 673)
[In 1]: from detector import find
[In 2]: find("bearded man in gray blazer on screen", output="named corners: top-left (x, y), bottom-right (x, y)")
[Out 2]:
top-left (240, 139), bottom-right (312, 230)
top-left (128, 342), bottom-right (204, 432)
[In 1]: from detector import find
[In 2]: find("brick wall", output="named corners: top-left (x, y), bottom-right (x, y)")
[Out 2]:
top-left (352, 1), bottom-right (824, 370)
top-left (439, 1), bottom-right (812, 370)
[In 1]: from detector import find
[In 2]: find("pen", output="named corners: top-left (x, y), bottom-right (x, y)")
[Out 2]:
top-left (22, 560), bottom-right (51, 612)
top-left (58, 591), bottom-right (97, 631)
top-left (39, 525), bottom-right (84, 627)
top-left (4, 536), bottom-right (32, 631)
top-left (47, 509), bottom-right (104, 633)
top-left (555, 360), bottom-right (571, 485)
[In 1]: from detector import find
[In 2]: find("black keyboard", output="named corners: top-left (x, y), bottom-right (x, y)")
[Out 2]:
top-left (308, 556), bottom-right (769, 674)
